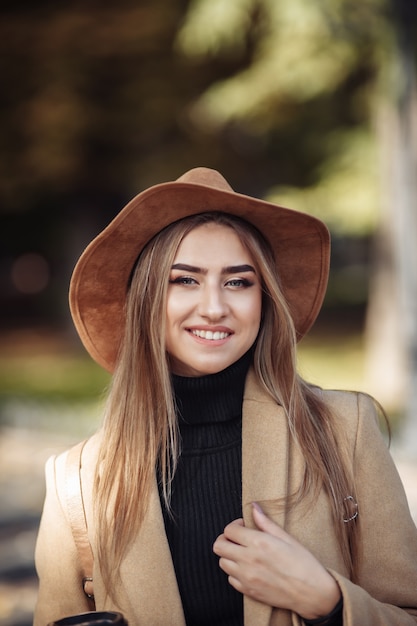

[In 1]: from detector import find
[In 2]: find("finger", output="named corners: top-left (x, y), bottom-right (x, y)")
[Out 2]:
top-left (217, 555), bottom-right (237, 576)
top-left (213, 518), bottom-right (245, 551)
top-left (217, 555), bottom-right (248, 594)
top-left (226, 574), bottom-right (244, 593)
top-left (223, 519), bottom-right (251, 546)
top-left (213, 534), bottom-right (247, 560)
top-left (225, 517), bottom-right (245, 530)
top-left (213, 534), bottom-right (227, 555)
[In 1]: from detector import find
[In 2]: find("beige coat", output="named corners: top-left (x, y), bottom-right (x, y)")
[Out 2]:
top-left (34, 371), bottom-right (417, 625)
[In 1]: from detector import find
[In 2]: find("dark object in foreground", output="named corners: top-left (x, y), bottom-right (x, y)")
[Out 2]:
top-left (47, 611), bottom-right (127, 625)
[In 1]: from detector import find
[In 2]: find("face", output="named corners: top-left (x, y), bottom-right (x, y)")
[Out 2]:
top-left (165, 222), bottom-right (262, 377)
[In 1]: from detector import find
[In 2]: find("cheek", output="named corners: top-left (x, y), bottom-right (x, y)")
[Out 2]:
top-left (241, 292), bottom-right (262, 331)
top-left (166, 292), bottom-right (184, 322)
top-left (165, 291), bottom-right (194, 335)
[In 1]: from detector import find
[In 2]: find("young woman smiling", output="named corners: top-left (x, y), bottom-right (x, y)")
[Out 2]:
top-left (34, 169), bottom-right (417, 626)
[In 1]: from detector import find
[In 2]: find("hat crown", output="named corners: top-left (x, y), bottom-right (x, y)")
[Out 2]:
top-left (176, 167), bottom-right (234, 192)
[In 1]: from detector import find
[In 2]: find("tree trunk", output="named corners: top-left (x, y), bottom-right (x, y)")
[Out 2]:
top-left (366, 7), bottom-right (417, 456)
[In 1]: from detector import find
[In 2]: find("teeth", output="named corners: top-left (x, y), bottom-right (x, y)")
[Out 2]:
top-left (191, 330), bottom-right (230, 340)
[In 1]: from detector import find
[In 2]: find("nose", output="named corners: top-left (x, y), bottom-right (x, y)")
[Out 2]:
top-left (198, 282), bottom-right (229, 320)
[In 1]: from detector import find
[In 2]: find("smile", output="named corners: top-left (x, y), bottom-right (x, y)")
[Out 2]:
top-left (190, 329), bottom-right (231, 340)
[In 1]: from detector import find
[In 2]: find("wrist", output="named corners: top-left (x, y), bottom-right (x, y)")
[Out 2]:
top-left (303, 596), bottom-right (343, 625)
top-left (300, 571), bottom-right (343, 626)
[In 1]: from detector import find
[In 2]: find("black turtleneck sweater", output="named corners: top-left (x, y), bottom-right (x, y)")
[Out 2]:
top-left (160, 351), bottom-right (251, 626)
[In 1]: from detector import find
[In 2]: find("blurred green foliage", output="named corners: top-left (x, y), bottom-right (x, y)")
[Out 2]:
top-left (0, 0), bottom-right (394, 222)
top-left (0, 353), bottom-right (109, 403)
top-left (176, 0), bottom-right (392, 235)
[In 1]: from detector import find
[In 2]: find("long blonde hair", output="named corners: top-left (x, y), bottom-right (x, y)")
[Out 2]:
top-left (94, 212), bottom-right (360, 597)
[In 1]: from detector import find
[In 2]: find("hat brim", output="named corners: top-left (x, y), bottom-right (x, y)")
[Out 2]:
top-left (69, 180), bottom-right (330, 372)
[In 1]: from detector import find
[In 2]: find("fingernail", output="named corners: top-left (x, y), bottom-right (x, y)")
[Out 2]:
top-left (252, 501), bottom-right (264, 514)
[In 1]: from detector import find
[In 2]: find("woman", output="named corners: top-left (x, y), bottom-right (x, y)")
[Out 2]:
top-left (34, 167), bottom-right (417, 626)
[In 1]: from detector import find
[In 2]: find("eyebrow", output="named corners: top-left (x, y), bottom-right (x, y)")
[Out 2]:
top-left (171, 263), bottom-right (256, 275)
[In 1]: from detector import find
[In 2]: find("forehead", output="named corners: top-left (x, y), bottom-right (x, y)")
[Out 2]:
top-left (174, 223), bottom-right (255, 264)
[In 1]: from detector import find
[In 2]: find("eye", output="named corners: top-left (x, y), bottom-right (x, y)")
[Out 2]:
top-left (169, 275), bottom-right (198, 286)
top-left (225, 278), bottom-right (254, 288)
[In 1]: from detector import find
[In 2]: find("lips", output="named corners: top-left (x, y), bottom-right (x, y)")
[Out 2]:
top-left (190, 329), bottom-right (231, 340)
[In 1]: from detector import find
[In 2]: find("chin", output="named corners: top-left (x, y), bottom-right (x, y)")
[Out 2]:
top-left (196, 359), bottom-right (235, 376)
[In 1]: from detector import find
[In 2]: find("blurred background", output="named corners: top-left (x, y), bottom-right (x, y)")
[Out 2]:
top-left (1, 0), bottom-right (417, 624)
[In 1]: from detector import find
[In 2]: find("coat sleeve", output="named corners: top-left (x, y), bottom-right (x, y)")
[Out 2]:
top-left (329, 392), bottom-right (417, 625)
top-left (33, 453), bottom-right (92, 626)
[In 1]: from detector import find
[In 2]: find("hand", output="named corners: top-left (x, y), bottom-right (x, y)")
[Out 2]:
top-left (213, 502), bottom-right (341, 620)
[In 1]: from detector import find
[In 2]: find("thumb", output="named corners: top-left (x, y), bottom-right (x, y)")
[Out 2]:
top-left (251, 502), bottom-right (286, 538)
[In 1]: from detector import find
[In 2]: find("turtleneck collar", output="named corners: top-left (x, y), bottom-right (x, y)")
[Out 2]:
top-left (171, 350), bottom-right (253, 426)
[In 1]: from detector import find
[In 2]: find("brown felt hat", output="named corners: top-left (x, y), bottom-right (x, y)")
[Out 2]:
top-left (69, 167), bottom-right (330, 372)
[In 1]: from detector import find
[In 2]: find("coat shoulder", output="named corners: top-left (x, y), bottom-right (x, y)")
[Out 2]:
top-left (52, 432), bottom-right (101, 475)
top-left (315, 388), bottom-right (386, 447)
top-left (45, 433), bottom-right (101, 519)
top-left (320, 388), bottom-right (375, 416)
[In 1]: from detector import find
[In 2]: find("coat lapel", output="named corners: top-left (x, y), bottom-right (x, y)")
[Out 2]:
top-left (242, 369), bottom-right (292, 626)
top-left (117, 478), bottom-right (186, 625)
